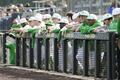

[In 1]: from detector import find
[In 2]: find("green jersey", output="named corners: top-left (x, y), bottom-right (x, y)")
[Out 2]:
top-left (80, 21), bottom-right (101, 34)
top-left (109, 20), bottom-right (118, 32)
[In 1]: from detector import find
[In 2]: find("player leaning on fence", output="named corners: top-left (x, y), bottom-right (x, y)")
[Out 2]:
top-left (109, 8), bottom-right (120, 49)
top-left (79, 14), bottom-right (101, 34)
top-left (6, 17), bottom-right (28, 64)
top-left (48, 13), bottom-right (61, 33)
top-left (94, 13), bottom-right (113, 32)
top-left (109, 8), bottom-right (120, 32)
top-left (5, 7), bottom-right (120, 65)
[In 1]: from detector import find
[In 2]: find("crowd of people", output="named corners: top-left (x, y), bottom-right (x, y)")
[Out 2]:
top-left (0, 4), bottom-right (32, 31)
top-left (3, 7), bottom-right (120, 66)
top-left (9, 7), bottom-right (120, 38)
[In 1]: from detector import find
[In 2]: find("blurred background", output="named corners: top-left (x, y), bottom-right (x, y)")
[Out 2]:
top-left (0, 0), bottom-right (120, 31)
top-left (0, 0), bottom-right (120, 15)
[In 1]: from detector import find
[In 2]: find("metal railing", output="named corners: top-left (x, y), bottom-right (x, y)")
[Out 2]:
top-left (1, 32), bottom-right (120, 80)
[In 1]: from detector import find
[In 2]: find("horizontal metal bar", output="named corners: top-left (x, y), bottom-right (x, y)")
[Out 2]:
top-left (64, 33), bottom-right (109, 40)
top-left (15, 32), bottom-right (110, 40)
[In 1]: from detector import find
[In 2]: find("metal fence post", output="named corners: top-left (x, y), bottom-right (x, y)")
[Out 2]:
top-left (53, 38), bottom-right (59, 71)
top-left (2, 33), bottom-right (7, 64)
top-left (94, 40), bottom-right (101, 77)
top-left (22, 38), bottom-right (27, 67)
top-left (29, 38), bottom-right (34, 68)
top-left (111, 33), bottom-right (117, 79)
top-left (36, 38), bottom-right (42, 69)
top-left (83, 40), bottom-right (89, 76)
top-left (117, 46), bottom-right (120, 80)
top-left (45, 38), bottom-right (50, 70)
top-left (63, 39), bottom-right (68, 73)
top-left (107, 33), bottom-right (117, 80)
top-left (16, 37), bottom-right (20, 66)
top-left (116, 34), bottom-right (120, 79)
top-left (72, 39), bottom-right (78, 75)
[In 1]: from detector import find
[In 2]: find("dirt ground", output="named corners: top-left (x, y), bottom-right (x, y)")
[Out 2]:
top-left (0, 67), bottom-right (81, 80)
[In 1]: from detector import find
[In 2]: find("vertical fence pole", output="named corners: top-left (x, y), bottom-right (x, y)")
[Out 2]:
top-left (117, 34), bottom-right (120, 79)
top-left (45, 38), bottom-right (50, 70)
top-left (117, 46), bottom-right (120, 79)
top-left (107, 38), bottom-right (112, 80)
top-left (107, 33), bottom-right (117, 80)
top-left (16, 37), bottom-right (20, 66)
top-left (2, 33), bottom-right (7, 64)
top-left (111, 33), bottom-right (117, 79)
top-left (72, 39), bottom-right (78, 75)
top-left (63, 39), bottom-right (67, 73)
top-left (36, 38), bottom-right (42, 69)
top-left (29, 38), bottom-right (34, 68)
top-left (94, 40), bottom-right (101, 77)
top-left (83, 40), bottom-right (89, 76)
top-left (22, 38), bottom-right (26, 67)
top-left (53, 38), bottom-right (59, 71)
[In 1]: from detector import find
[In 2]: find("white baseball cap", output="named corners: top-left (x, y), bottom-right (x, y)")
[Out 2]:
top-left (34, 16), bottom-right (42, 22)
top-left (34, 13), bottom-right (43, 19)
top-left (52, 13), bottom-right (61, 20)
top-left (28, 16), bottom-right (35, 21)
top-left (79, 10), bottom-right (89, 17)
top-left (72, 13), bottom-right (79, 20)
top-left (102, 13), bottom-right (113, 21)
top-left (112, 8), bottom-right (120, 16)
top-left (87, 14), bottom-right (97, 20)
top-left (14, 18), bottom-right (20, 24)
top-left (43, 14), bottom-right (51, 19)
top-left (60, 17), bottom-right (69, 24)
top-left (20, 18), bottom-right (27, 24)
top-left (34, 13), bottom-right (43, 22)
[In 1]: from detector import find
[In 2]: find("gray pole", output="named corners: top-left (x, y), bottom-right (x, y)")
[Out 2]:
top-left (99, 0), bottom-right (103, 15)
top-left (116, 0), bottom-right (118, 7)
top-left (69, 0), bottom-right (72, 11)
top-left (89, 0), bottom-right (92, 13)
